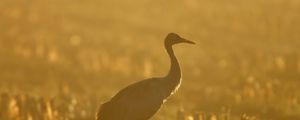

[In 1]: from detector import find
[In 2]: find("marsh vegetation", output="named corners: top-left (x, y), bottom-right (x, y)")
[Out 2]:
top-left (0, 0), bottom-right (300, 119)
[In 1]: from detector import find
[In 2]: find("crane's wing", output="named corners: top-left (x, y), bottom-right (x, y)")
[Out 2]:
top-left (97, 77), bottom-right (166, 120)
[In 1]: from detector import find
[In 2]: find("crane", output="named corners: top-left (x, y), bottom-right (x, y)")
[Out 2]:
top-left (96, 33), bottom-right (195, 120)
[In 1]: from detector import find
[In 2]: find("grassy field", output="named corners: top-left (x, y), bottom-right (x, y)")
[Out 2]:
top-left (0, 0), bottom-right (300, 120)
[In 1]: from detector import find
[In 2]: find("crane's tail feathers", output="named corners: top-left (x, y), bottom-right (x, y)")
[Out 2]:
top-left (95, 106), bottom-right (100, 120)
top-left (95, 102), bottom-right (105, 120)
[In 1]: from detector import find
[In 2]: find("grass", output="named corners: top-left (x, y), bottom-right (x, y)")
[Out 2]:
top-left (0, 0), bottom-right (300, 119)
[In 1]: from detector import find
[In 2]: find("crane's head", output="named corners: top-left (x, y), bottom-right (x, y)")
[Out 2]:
top-left (165, 33), bottom-right (195, 46)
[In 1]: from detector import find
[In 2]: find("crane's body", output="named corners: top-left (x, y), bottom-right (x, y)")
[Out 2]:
top-left (96, 33), bottom-right (195, 120)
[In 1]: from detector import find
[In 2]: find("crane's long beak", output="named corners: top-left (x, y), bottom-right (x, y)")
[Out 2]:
top-left (182, 38), bottom-right (196, 44)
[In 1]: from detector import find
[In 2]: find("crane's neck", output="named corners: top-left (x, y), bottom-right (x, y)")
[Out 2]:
top-left (165, 43), bottom-right (182, 83)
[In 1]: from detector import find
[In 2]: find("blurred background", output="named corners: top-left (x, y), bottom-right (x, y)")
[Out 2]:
top-left (0, 0), bottom-right (300, 120)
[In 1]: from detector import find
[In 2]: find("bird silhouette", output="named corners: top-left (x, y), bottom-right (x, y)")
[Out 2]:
top-left (96, 33), bottom-right (195, 120)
